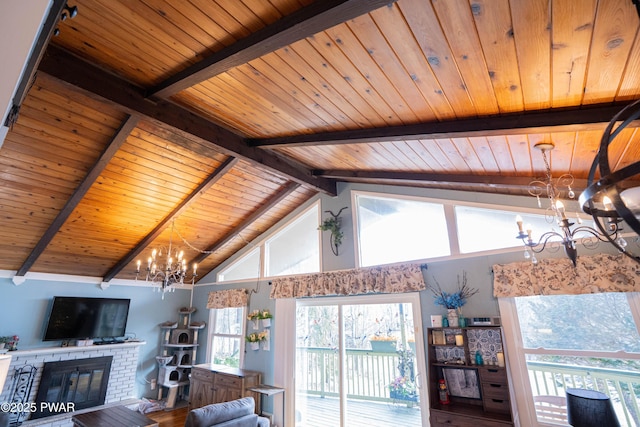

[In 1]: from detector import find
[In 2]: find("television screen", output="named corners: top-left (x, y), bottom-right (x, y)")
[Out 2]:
top-left (43, 296), bottom-right (130, 341)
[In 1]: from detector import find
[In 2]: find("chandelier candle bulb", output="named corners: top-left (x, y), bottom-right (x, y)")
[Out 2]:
top-left (516, 215), bottom-right (524, 233)
top-left (526, 224), bottom-right (533, 240)
top-left (556, 200), bottom-right (567, 219)
top-left (136, 260), bottom-right (141, 273)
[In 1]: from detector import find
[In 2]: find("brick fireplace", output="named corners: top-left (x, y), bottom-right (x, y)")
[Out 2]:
top-left (0, 341), bottom-right (145, 426)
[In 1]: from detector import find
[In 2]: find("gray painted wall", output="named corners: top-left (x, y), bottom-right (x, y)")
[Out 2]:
top-left (0, 278), bottom-right (191, 398)
top-left (0, 182), bottom-right (617, 402)
top-left (193, 182), bottom-right (618, 413)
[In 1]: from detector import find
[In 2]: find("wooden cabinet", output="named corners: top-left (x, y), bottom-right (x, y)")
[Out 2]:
top-left (189, 368), bottom-right (215, 410)
top-left (188, 364), bottom-right (261, 411)
top-left (427, 326), bottom-right (513, 427)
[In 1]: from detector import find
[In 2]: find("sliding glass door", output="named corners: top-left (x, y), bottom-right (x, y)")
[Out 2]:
top-left (294, 293), bottom-right (427, 427)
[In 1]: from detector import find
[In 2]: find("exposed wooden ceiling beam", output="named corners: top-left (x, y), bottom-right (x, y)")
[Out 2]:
top-left (4, 0), bottom-right (66, 127)
top-left (312, 169), bottom-right (591, 194)
top-left (191, 181), bottom-right (302, 268)
top-left (148, 0), bottom-right (397, 98)
top-left (38, 45), bottom-right (337, 195)
top-left (15, 115), bottom-right (140, 278)
top-left (102, 156), bottom-right (239, 282)
top-left (248, 103), bottom-right (637, 148)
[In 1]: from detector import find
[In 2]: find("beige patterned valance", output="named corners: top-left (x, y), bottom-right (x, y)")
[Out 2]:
top-left (269, 263), bottom-right (426, 299)
top-left (493, 253), bottom-right (640, 298)
top-left (207, 289), bottom-right (248, 309)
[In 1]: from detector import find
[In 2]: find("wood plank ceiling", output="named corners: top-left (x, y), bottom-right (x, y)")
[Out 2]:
top-left (2, 0), bottom-right (640, 284)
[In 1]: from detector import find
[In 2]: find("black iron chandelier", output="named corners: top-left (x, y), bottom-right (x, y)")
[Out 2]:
top-left (579, 99), bottom-right (640, 265)
top-left (516, 142), bottom-right (624, 266)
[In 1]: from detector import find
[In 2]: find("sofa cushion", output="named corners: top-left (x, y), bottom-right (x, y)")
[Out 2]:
top-left (185, 397), bottom-right (256, 427)
top-left (207, 413), bottom-right (259, 427)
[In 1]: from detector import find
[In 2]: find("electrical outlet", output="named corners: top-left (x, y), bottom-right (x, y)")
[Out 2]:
top-left (150, 379), bottom-right (157, 390)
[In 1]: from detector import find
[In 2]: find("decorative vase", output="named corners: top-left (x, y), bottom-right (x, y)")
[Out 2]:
top-left (447, 309), bottom-right (459, 327)
top-left (261, 318), bottom-right (271, 328)
top-left (251, 319), bottom-right (259, 330)
top-left (250, 342), bottom-right (260, 351)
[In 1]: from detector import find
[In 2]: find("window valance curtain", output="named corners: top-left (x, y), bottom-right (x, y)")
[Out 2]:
top-left (269, 263), bottom-right (426, 299)
top-left (493, 253), bottom-right (640, 298)
top-left (207, 289), bottom-right (248, 309)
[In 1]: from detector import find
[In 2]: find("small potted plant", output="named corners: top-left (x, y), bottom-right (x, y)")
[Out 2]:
top-left (6, 335), bottom-right (19, 351)
top-left (259, 310), bottom-right (273, 328)
top-left (247, 310), bottom-right (261, 330)
top-left (388, 376), bottom-right (418, 402)
top-left (245, 331), bottom-right (268, 351)
top-left (0, 336), bottom-right (10, 350)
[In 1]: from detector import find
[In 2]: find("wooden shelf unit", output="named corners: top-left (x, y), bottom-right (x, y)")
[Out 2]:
top-left (427, 326), bottom-right (513, 427)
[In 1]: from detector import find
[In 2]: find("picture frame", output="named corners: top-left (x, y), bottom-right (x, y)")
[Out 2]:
top-left (432, 330), bottom-right (446, 345)
top-left (443, 367), bottom-right (481, 399)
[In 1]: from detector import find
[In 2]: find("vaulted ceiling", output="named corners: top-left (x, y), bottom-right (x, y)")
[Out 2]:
top-left (2, 0), bottom-right (640, 284)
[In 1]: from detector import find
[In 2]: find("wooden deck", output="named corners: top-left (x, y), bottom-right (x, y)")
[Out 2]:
top-left (298, 395), bottom-right (424, 427)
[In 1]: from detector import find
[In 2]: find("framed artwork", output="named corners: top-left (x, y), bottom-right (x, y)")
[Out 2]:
top-left (432, 330), bottom-right (446, 345)
top-left (443, 368), bottom-right (481, 399)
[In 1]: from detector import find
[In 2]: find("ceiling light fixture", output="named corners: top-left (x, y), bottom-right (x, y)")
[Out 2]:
top-left (579, 99), bottom-right (640, 264)
top-left (135, 221), bottom-right (198, 299)
top-left (516, 142), bottom-right (623, 266)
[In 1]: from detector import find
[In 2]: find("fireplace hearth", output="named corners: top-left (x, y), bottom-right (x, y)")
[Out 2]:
top-left (30, 356), bottom-right (112, 420)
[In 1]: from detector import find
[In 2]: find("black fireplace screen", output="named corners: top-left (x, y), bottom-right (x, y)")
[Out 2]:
top-left (31, 356), bottom-right (112, 420)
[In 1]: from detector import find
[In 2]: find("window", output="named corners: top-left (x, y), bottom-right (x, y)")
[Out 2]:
top-left (355, 192), bottom-right (450, 267)
top-left (265, 203), bottom-right (320, 277)
top-left (455, 205), bottom-right (562, 254)
top-left (502, 293), bottom-right (640, 426)
top-left (218, 247), bottom-right (260, 282)
top-left (207, 306), bottom-right (246, 368)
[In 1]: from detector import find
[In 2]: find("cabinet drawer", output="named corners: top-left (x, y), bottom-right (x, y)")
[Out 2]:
top-left (478, 367), bottom-right (507, 383)
top-left (431, 410), bottom-right (511, 427)
top-left (191, 368), bottom-right (215, 382)
top-left (214, 373), bottom-right (242, 388)
top-left (482, 382), bottom-right (510, 400)
top-left (484, 397), bottom-right (511, 414)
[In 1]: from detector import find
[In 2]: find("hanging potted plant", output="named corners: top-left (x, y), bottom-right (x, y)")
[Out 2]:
top-left (259, 310), bottom-right (273, 328)
top-left (388, 376), bottom-right (418, 402)
top-left (247, 310), bottom-right (261, 330)
top-left (318, 207), bottom-right (347, 256)
top-left (245, 332), bottom-right (267, 351)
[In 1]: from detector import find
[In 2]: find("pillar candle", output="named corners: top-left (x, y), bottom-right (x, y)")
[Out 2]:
top-left (497, 351), bottom-right (505, 367)
top-left (455, 334), bottom-right (464, 346)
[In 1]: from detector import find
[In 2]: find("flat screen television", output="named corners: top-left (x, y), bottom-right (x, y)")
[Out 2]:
top-left (43, 296), bottom-right (130, 341)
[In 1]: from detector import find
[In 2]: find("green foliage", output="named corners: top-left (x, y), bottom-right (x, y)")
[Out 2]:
top-left (318, 207), bottom-right (347, 256)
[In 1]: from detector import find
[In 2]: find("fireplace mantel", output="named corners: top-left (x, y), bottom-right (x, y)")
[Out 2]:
top-left (6, 340), bottom-right (146, 357)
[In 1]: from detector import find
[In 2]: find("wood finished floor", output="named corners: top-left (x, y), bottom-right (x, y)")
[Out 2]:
top-left (144, 395), bottom-right (423, 427)
top-left (146, 406), bottom-right (188, 427)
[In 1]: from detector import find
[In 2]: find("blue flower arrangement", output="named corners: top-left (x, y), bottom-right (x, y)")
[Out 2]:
top-left (429, 272), bottom-right (478, 309)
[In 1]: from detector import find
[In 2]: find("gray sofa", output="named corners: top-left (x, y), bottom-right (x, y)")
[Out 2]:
top-left (184, 397), bottom-right (270, 427)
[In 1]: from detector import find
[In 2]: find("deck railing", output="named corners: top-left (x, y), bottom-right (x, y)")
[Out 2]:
top-left (296, 347), bottom-right (640, 425)
top-left (296, 347), bottom-right (403, 402)
top-left (527, 360), bottom-right (640, 426)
